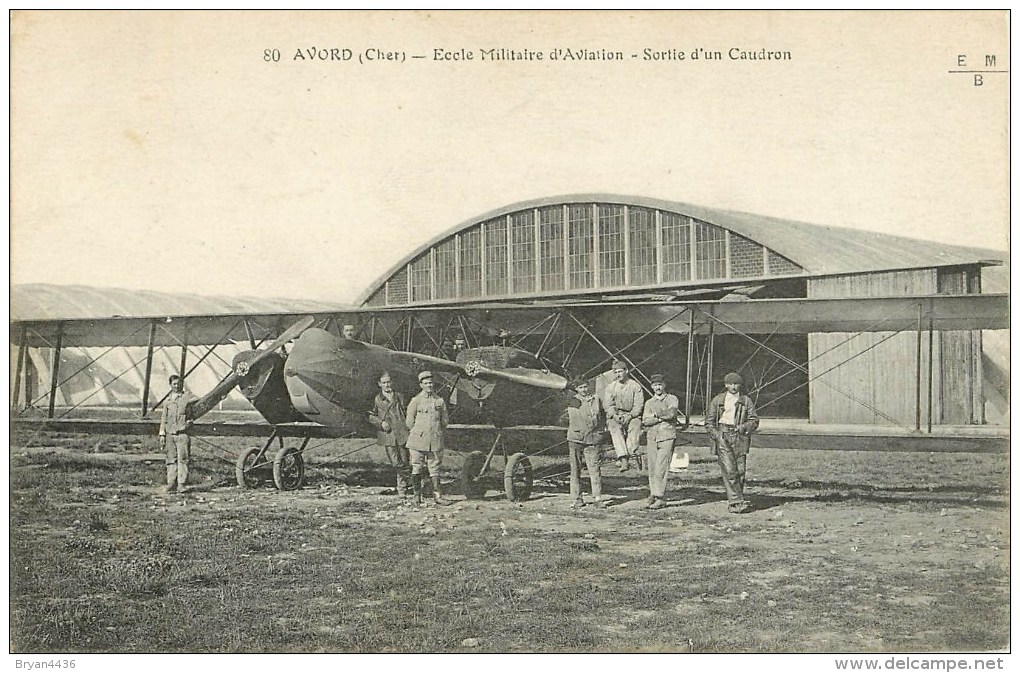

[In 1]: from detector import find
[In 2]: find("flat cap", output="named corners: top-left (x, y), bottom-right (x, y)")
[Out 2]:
top-left (611, 359), bottom-right (627, 370)
top-left (418, 370), bottom-right (433, 382)
top-left (569, 378), bottom-right (590, 390)
top-left (650, 374), bottom-right (665, 384)
top-left (724, 372), bottom-right (743, 385)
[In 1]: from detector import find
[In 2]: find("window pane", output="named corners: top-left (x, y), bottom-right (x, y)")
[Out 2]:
top-left (598, 204), bottom-right (625, 287)
top-left (567, 204), bottom-right (594, 289)
top-left (460, 228), bottom-right (482, 297)
top-left (628, 207), bottom-right (656, 286)
top-left (410, 255), bottom-right (432, 302)
top-left (485, 219), bottom-right (508, 296)
top-left (434, 239), bottom-right (458, 299)
top-left (539, 207), bottom-right (564, 291)
top-left (695, 220), bottom-right (726, 279)
top-left (661, 212), bottom-right (691, 282)
top-left (510, 211), bottom-right (536, 294)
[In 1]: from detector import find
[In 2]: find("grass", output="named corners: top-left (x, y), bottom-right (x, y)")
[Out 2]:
top-left (8, 432), bottom-right (1011, 653)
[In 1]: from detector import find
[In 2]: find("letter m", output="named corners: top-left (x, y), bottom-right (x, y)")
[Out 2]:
top-left (985, 54), bottom-right (997, 67)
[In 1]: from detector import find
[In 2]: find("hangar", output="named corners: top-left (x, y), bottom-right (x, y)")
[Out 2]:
top-left (355, 194), bottom-right (1007, 428)
top-left (10, 194), bottom-right (1007, 433)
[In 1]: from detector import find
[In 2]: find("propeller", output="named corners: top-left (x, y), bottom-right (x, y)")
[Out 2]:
top-left (187, 316), bottom-right (316, 420)
top-left (392, 349), bottom-right (568, 391)
top-left (462, 361), bottom-right (568, 390)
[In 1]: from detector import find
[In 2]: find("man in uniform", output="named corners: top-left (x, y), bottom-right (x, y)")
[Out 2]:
top-left (563, 378), bottom-right (607, 509)
top-left (603, 359), bottom-right (644, 472)
top-left (641, 374), bottom-right (680, 509)
top-left (405, 370), bottom-right (450, 506)
top-left (159, 375), bottom-right (196, 493)
top-left (342, 323), bottom-right (357, 340)
top-left (368, 371), bottom-right (411, 496)
top-left (705, 372), bottom-right (760, 514)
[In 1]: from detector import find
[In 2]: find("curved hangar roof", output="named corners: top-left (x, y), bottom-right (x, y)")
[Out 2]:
top-left (357, 194), bottom-right (1002, 307)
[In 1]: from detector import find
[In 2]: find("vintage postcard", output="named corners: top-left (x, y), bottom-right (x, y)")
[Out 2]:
top-left (9, 10), bottom-right (1010, 665)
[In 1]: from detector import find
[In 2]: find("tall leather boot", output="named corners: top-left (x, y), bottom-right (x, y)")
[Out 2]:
top-left (431, 476), bottom-right (445, 506)
top-left (412, 473), bottom-right (422, 507)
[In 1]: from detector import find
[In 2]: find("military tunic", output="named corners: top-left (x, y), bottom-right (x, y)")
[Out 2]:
top-left (405, 391), bottom-right (449, 474)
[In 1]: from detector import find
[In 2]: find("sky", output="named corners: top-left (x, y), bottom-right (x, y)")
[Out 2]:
top-left (10, 10), bottom-right (1010, 305)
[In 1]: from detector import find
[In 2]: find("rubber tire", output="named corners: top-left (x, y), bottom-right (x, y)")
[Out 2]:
top-left (503, 452), bottom-right (533, 502)
top-left (235, 446), bottom-right (268, 489)
top-left (460, 450), bottom-right (487, 499)
top-left (273, 446), bottom-right (306, 491)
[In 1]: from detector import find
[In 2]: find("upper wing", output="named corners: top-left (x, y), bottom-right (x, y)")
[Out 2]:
top-left (11, 281), bottom-right (1008, 349)
top-left (10, 283), bottom-right (356, 348)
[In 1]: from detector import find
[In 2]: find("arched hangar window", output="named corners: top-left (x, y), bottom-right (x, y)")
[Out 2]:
top-left (368, 200), bottom-right (808, 306)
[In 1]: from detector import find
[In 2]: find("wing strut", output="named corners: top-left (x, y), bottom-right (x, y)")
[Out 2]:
top-left (685, 309), bottom-right (695, 421)
top-left (697, 306), bottom-right (913, 430)
top-left (243, 319), bottom-right (258, 350)
top-left (141, 320), bottom-right (157, 417)
top-left (47, 323), bottom-right (64, 418)
top-left (178, 321), bottom-right (189, 379)
top-left (150, 319), bottom-right (244, 413)
top-left (11, 324), bottom-right (28, 411)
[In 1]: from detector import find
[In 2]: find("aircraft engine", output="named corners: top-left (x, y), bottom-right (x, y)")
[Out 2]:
top-left (232, 351), bottom-right (307, 425)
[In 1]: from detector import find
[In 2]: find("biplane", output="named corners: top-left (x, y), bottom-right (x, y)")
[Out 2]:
top-left (193, 315), bottom-right (573, 498)
top-left (10, 283), bottom-right (1009, 502)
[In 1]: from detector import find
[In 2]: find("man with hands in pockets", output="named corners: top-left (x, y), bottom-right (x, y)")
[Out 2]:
top-left (705, 372), bottom-right (759, 514)
top-left (641, 374), bottom-right (681, 510)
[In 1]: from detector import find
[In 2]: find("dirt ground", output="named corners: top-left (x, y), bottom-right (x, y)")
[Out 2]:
top-left (8, 432), bottom-right (1011, 653)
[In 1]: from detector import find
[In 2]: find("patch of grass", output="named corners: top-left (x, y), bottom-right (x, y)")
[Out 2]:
top-left (85, 511), bottom-right (109, 533)
top-left (9, 438), bottom-right (1010, 653)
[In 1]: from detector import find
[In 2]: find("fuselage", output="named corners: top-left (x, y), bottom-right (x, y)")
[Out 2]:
top-left (250, 328), bottom-right (573, 433)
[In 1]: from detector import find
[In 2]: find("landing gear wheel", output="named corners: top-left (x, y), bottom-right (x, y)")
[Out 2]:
top-left (273, 446), bottom-right (305, 491)
top-left (503, 453), bottom-right (533, 502)
top-left (235, 446), bottom-right (269, 489)
top-left (460, 450), bottom-right (487, 499)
